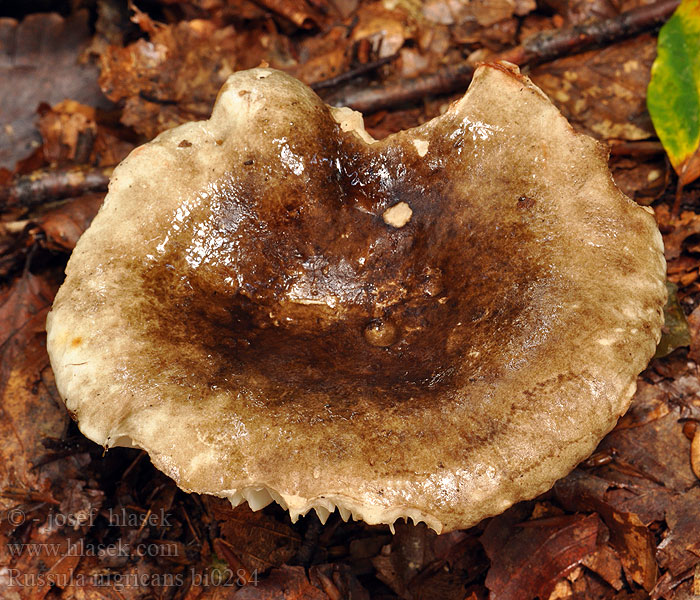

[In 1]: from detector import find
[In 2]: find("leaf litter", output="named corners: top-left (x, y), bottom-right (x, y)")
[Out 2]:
top-left (1, 1), bottom-right (700, 599)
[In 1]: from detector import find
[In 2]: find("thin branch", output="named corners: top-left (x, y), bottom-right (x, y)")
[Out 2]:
top-left (0, 166), bottom-right (112, 212)
top-left (325, 0), bottom-right (680, 113)
top-left (609, 141), bottom-right (665, 157)
top-left (311, 54), bottom-right (397, 91)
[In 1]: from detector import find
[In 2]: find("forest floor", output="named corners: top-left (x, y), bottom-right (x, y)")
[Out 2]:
top-left (1, 1), bottom-right (700, 599)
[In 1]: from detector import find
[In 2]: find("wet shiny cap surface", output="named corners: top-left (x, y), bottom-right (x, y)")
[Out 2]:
top-left (46, 63), bottom-right (666, 532)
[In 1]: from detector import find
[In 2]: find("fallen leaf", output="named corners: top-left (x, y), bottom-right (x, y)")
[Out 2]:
top-left (205, 498), bottom-right (302, 575)
top-left (0, 271), bottom-right (92, 600)
top-left (369, 521), bottom-right (487, 599)
top-left (309, 563), bottom-right (370, 600)
top-left (351, 2), bottom-right (413, 58)
top-left (647, 0), bottom-right (700, 186)
top-left (597, 385), bottom-right (699, 493)
top-left (0, 193), bottom-right (103, 278)
top-left (657, 488), bottom-right (700, 577)
top-left (34, 100), bottom-right (133, 170)
top-left (555, 471), bottom-right (658, 591)
top-left (609, 486), bottom-right (679, 531)
top-left (556, 563), bottom-right (621, 600)
top-left (37, 100), bottom-right (97, 166)
top-left (602, 510), bottom-right (658, 591)
top-left (451, 17), bottom-right (519, 49)
top-left (581, 543), bottom-right (624, 591)
top-left (226, 565), bottom-right (329, 599)
top-left (530, 34), bottom-right (656, 140)
top-left (0, 271), bottom-right (65, 494)
top-left (687, 304), bottom-right (700, 362)
top-left (691, 430), bottom-right (700, 480)
top-left (610, 155), bottom-right (669, 205)
top-left (255, 0), bottom-right (326, 29)
top-left (541, 0), bottom-right (618, 26)
top-left (35, 194), bottom-right (104, 253)
top-left (98, 13), bottom-right (239, 139)
top-left (422, 0), bottom-right (529, 27)
top-left (371, 521), bottom-right (438, 599)
top-left (663, 210), bottom-right (700, 267)
top-left (0, 11), bottom-right (110, 170)
top-left (651, 571), bottom-right (696, 600)
top-left (481, 509), bottom-right (604, 600)
top-left (292, 26), bottom-right (354, 86)
top-left (615, 380), bottom-right (670, 431)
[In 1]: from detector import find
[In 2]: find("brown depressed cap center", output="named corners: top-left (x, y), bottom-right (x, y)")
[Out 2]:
top-left (47, 62), bottom-right (666, 533)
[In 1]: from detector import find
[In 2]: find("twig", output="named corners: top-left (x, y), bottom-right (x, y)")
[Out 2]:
top-left (325, 61), bottom-right (475, 113)
top-left (0, 166), bottom-right (112, 212)
top-left (609, 141), bottom-right (665, 158)
top-left (325, 0), bottom-right (680, 112)
top-left (673, 178), bottom-right (684, 216)
top-left (311, 54), bottom-right (397, 91)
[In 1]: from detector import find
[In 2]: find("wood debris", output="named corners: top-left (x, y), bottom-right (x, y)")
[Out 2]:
top-left (1, 1), bottom-right (700, 599)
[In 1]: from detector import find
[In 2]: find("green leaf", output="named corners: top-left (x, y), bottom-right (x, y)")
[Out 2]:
top-left (647, 0), bottom-right (700, 186)
top-left (655, 281), bottom-right (691, 358)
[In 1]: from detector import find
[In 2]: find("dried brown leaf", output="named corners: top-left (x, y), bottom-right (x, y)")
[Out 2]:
top-left (615, 381), bottom-right (670, 430)
top-left (611, 157), bottom-right (669, 205)
top-left (662, 210), bottom-right (700, 262)
top-left (530, 34), bottom-right (656, 141)
top-left (691, 430), bottom-right (700, 481)
top-left (255, 0), bottom-right (325, 29)
top-left (604, 509), bottom-right (658, 591)
top-left (422, 0), bottom-right (528, 27)
top-left (481, 511), bottom-right (604, 600)
top-left (581, 543), bottom-right (624, 591)
top-left (555, 471), bottom-right (658, 591)
top-left (292, 26), bottom-right (353, 85)
top-left (222, 565), bottom-right (329, 599)
top-left (0, 11), bottom-right (109, 170)
top-left (0, 273), bottom-right (79, 599)
top-left (368, 522), bottom-right (487, 599)
top-left (657, 488), bottom-right (700, 578)
top-left (0, 272), bottom-right (65, 493)
top-left (371, 521), bottom-right (438, 599)
top-left (687, 305), bottom-right (700, 363)
top-left (37, 100), bottom-right (97, 165)
top-left (34, 100), bottom-right (134, 169)
top-left (37, 194), bottom-right (105, 253)
top-left (1, 194), bottom-right (104, 275)
top-left (99, 9), bottom-right (296, 139)
top-left (205, 498), bottom-right (301, 574)
top-left (98, 15), bottom-right (238, 139)
top-left (604, 483), bottom-right (677, 527)
top-left (350, 2), bottom-right (412, 58)
top-left (57, 556), bottom-right (180, 600)
top-left (597, 380), bottom-right (698, 493)
top-left (542, 0), bottom-right (618, 26)
top-left (309, 563), bottom-right (370, 600)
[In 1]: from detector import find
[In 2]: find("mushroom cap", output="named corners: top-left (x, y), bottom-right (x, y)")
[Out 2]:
top-left (47, 63), bottom-right (666, 533)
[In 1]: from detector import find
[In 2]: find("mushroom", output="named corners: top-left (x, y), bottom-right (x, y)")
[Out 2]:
top-left (46, 63), bottom-right (666, 533)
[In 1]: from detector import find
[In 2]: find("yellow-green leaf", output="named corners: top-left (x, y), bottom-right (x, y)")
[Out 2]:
top-left (647, 0), bottom-right (700, 186)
